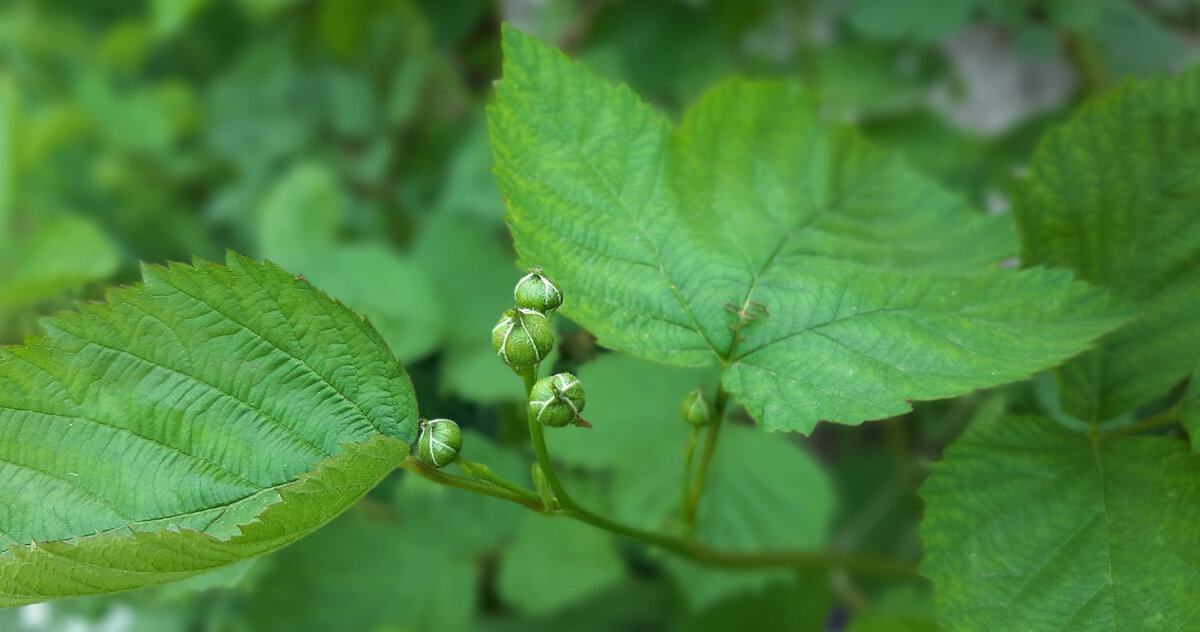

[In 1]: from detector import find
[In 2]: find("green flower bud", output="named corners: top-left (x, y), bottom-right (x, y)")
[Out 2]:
top-left (514, 268), bottom-right (563, 313)
top-left (492, 308), bottom-right (554, 370)
top-left (418, 419), bottom-right (463, 468)
top-left (680, 389), bottom-right (713, 427)
top-left (529, 372), bottom-right (586, 428)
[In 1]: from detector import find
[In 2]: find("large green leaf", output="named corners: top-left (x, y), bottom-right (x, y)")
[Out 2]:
top-left (1014, 68), bottom-right (1200, 421)
top-left (920, 416), bottom-right (1200, 631)
top-left (0, 253), bottom-right (418, 605)
top-left (490, 26), bottom-right (1121, 433)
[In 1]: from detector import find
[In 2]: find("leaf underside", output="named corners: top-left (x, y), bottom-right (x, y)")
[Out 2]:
top-left (1014, 67), bottom-right (1200, 421)
top-left (0, 252), bottom-right (418, 605)
top-left (490, 26), bottom-right (1121, 433)
top-left (920, 416), bottom-right (1200, 631)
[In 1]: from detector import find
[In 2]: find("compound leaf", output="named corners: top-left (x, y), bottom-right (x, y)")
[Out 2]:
top-left (1014, 68), bottom-right (1200, 421)
top-left (920, 416), bottom-right (1200, 631)
top-left (491, 26), bottom-right (1121, 433)
top-left (0, 252), bottom-right (418, 605)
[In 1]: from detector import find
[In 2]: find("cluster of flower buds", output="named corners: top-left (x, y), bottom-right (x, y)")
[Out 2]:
top-left (492, 269), bottom-right (562, 372)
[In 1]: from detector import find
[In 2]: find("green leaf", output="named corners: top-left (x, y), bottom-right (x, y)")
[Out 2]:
top-left (848, 0), bottom-right (984, 42)
top-left (662, 425), bottom-right (834, 608)
top-left (490, 27), bottom-right (1121, 433)
top-left (920, 416), bottom-right (1200, 631)
top-left (258, 163), bottom-right (445, 363)
top-left (0, 253), bottom-right (418, 605)
top-left (546, 353), bottom-right (834, 607)
top-left (247, 430), bottom-right (525, 632)
top-left (1013, 68), bottom-right (1200, 421)
top-left (1092, 0), bottom-right (1186, 78)
top-left (0, 74), bottom-right (16, 225)
top-left (1179, 367), bottom-right (1200, 452)
top-left (497, 515), bottom-right (625, 617)
top-left (247, 508), bottom-right (476, 632)
top-left (673, 575), bottom-right (832, 632)
top-left (845, 586), bottom-right (941, 632)
top-left (0, 214), bottom-right (119, 308)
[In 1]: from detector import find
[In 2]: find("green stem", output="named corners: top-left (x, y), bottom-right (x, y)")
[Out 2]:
top-left (1100, 406), bottom-right (1180, 440)
top-left (683, 383), bottom-right (729, 529)
top-left (456, 457), bottom-right (537, 499)
top-left (400, 457), bottom-right (544, 512)
top-left (553, 497), bottom-right (912, 576)
top-left (519, 412), bottom-right (913, 575)
top-left (1064, 32), bottom-right (1110, 98)
top-left (679, 426), bottom-right (701, 535)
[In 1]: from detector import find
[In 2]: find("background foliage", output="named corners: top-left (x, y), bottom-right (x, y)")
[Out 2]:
top-left (1, 0), bottom-right (1197, 630)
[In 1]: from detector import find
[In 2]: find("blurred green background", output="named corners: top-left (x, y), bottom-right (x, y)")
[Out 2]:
top-left (0, 1), bottom-right (1196, 630)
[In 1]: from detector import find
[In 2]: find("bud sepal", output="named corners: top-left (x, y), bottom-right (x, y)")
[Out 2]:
top-left (514, 268), bottom-right (563, 313)
top-left (680, 389), bottom-right (714, 427)
top-left (418, 418), bottom-right (463, 468)
top-left (529, 372), bottom-right (587, 428)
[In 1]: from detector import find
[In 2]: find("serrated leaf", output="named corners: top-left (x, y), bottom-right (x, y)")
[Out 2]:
top-left (920, 416), bottom-right (1200, 631)
top-left (546, 354), bottom-right (834, 607)
top-left (0, 253), bottom-right (418, 605)
top-left (1014, 68), bottom-right (1200, 421)
top-left (490, 27), bottom-right (1121, 433)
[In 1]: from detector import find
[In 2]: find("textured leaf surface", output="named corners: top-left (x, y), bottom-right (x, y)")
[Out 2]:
top-left (0, 253), bottom-right (418, 605)
top-left (547, 354), bottom-right (834, 607)
top-left (1014, 68), bottom-right (1200, 421)
top-left (920, 416), bottom-right (1200, 631)
top-left (490, 26), bottom-right (1120, 433)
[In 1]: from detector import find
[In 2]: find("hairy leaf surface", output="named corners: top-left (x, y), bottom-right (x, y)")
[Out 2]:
top-left (491, 26), bottom-right (1120, 433)
top-left (1014, 68), bottom-right (1200, 421)
top-left (0, 253), bottom-right (418, 605)
top-left (921, 416), bottom-right (1200, 631)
